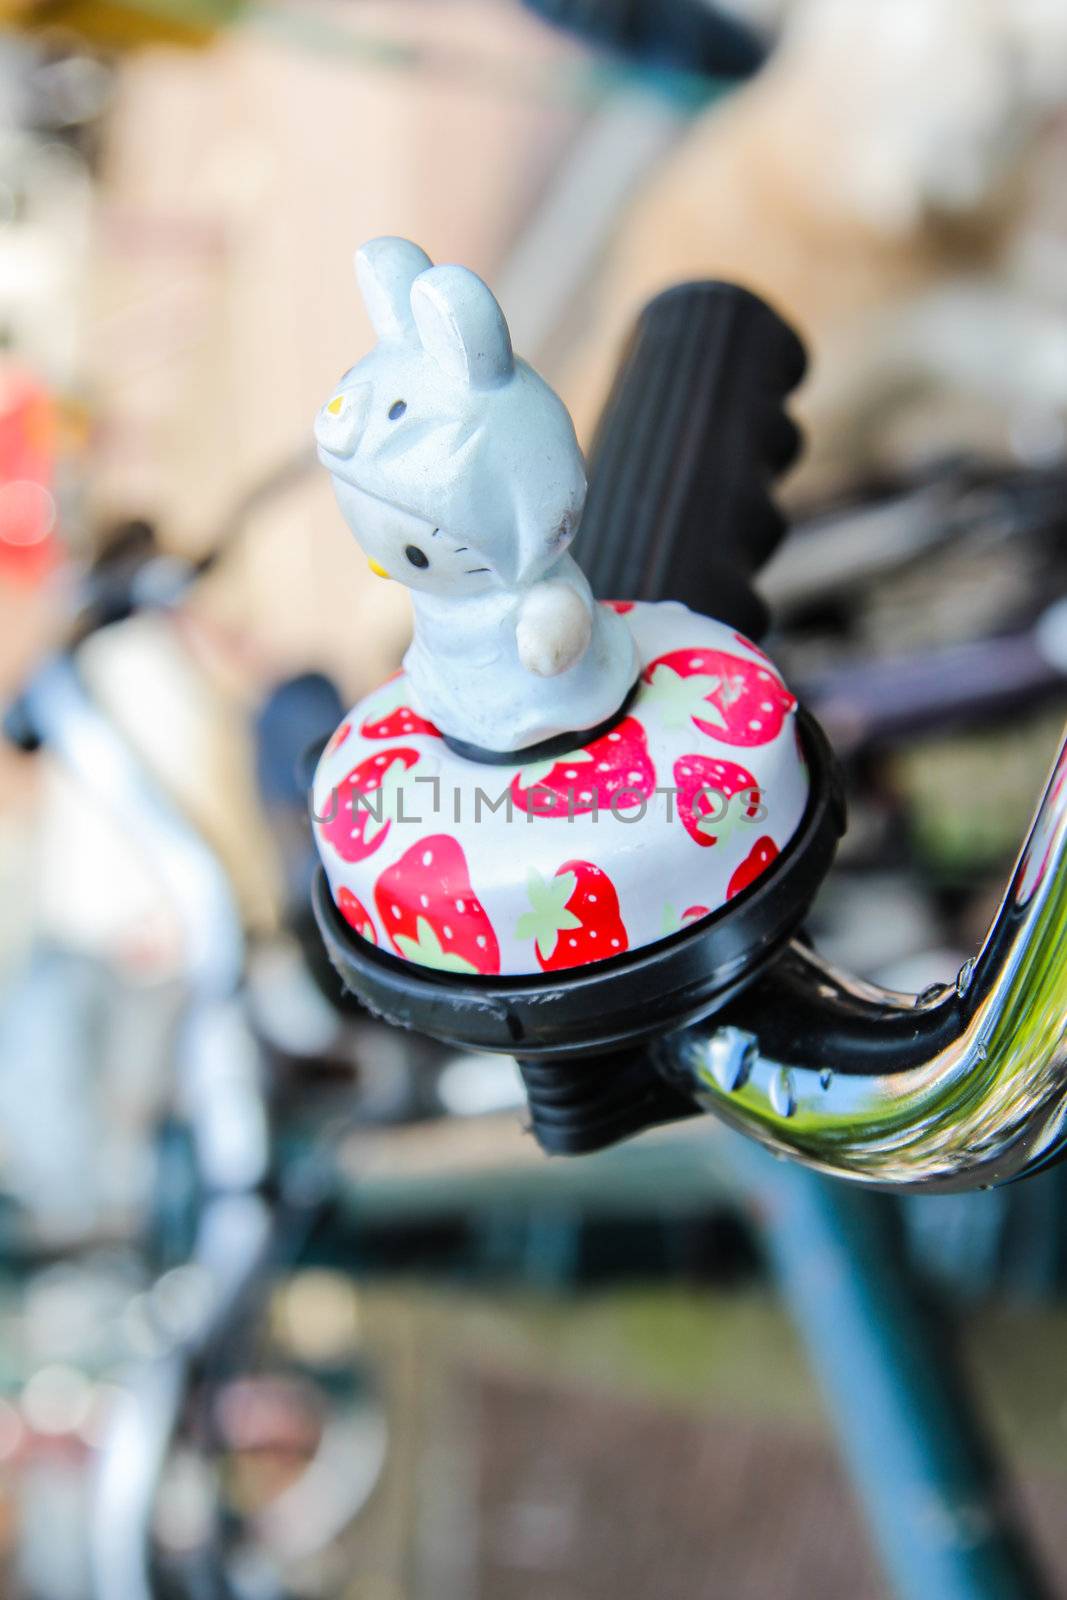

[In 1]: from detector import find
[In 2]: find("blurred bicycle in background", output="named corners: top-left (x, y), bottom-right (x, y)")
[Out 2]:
top-left (2, 4), bottom-right (1067, 1598)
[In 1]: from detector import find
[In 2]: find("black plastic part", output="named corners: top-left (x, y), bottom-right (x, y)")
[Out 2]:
top-left (517, 1051), bottom-right (699, 1154)
top-left (712, 940), bottom-right (965, 1078)
top-left (521, 0), bottom-right (767, 80)
top-left (442, 679), bottom-right (638, 765)
top-left (312, 707), bottom-right (844, 1062)
top-left (578, 282), bottom-right (807, 639)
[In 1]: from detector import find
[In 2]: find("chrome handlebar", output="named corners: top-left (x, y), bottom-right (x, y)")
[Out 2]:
top-left (661, 723), bottom-right (1067, 1191)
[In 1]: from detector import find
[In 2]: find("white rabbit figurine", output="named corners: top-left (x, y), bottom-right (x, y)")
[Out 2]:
top-left (315, 237), bottom-right (638, 754)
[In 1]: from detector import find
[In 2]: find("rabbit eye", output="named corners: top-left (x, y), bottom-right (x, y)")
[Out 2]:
top-left (388, 400), bottom-right (407, 421)
top-left (405, 545), bottom-right (429, 569)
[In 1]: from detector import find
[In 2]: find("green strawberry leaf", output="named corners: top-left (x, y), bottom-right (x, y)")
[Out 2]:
top-left (394, 916), bottom-right (479, 974)
top-left (516, 868), bottom-right (581, 961)
top-left (695, 789), bottom-right (755, 843)
top-left (645, 664), bottom-right (726, 730)
top-left (364, 683), bottom-right (410, 724)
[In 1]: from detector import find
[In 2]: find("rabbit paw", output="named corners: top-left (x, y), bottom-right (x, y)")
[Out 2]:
top-left (517, 582), bottom-right (592, 677)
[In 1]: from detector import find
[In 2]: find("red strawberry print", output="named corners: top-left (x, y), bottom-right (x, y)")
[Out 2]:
top-left (337, 887), bottom-right (377, 944)
top-left (359, 678), bottom-right (440, 740)
top-left (324, 721), bottom-right (351, 757)
top-left (510, 716), bottom-right (655, 818)
top-left (319, 747), bottom-right (419, 864)
top-left (727, 836), bottom-right (780, 899)
top-left (733, 631), bottom-right (773, 663)
top-left (360, 703), bottom-right (440, 740)
top-left (643, 647), bottom-right (795, 748)
top-left (517, 859), bottom-right (628, 971)
top-left (661, 902), bottom-right (711, 936)
top-left (674, 754), bottom-right (761, 847)
top-left (374, 835), bottom-right (500, 974)
top-left (601, 599), bottom-right (634, 614)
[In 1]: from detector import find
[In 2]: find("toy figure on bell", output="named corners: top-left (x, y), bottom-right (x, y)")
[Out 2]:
top-left (315, 236), bottom-right (636, 758)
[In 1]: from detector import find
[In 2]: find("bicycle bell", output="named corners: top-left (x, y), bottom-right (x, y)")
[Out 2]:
top-left (309, 237), bottom-right (844, 1148)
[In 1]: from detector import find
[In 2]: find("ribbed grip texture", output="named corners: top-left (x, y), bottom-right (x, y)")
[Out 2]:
top-left (517, 1053), bottom-right (697, 1154)
top-left (520, 0), bottom-right (765, 78)
top-left (578, 281), bottom-right (807, 639)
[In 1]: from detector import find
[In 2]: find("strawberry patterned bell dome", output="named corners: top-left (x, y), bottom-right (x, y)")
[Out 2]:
top-left (312, 602), bottom-right (810, 980)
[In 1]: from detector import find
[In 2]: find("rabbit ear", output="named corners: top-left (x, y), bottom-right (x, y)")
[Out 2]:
top-left (355, 237), bottom-right (432, 343)
top-left (410, 264), bottom-right (514, 389)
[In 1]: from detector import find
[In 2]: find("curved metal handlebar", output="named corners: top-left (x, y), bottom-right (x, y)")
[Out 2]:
top-left (661, 724), bottom-right (1067, 1191)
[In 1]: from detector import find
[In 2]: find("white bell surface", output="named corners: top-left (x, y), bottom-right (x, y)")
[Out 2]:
top-left (312, 603), bottom-right (809, 978)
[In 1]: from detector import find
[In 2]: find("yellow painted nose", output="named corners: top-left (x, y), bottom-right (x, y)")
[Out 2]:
top-left (367, 558), bottom-right (391, 579)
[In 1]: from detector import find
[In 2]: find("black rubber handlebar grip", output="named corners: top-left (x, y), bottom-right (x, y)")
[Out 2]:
top-left (577, 281), bottom-right (807, 639)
